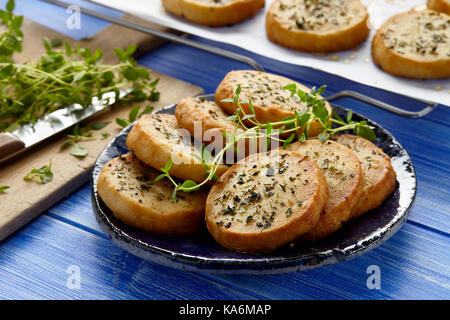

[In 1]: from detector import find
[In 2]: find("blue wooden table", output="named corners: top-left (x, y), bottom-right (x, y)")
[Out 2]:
top-left (0, 0), bottom-right (449, 300)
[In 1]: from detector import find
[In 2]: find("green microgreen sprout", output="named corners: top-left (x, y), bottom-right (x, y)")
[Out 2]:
top-left (0, 185), bottom-right (10, 192)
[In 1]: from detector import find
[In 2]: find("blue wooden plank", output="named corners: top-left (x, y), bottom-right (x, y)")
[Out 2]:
top-left (0, 0), bottom-right (122, 40)
top-left (0, 212), bottom-right (448, 299)
top-left (0, 215), bottom-right (257, 300)
top-left (201, 222), bottom-right (450, 300)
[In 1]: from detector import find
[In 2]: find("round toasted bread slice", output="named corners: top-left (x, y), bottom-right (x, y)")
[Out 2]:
top-left (335, 134), bottom-right (396, 217)
top-left (175, 96), bottom-right (266, 162)
top-left (126, 113), bottom-right (229, 183)
top-left (205, 149), bottom-right (328, 253)
top-left (97, 153), bottom-right (209, 235)
top-left (428, 0), bottom-right (450, 14)
top-left (161, 0), bottom-right (265, 27)
top-left (372, 9), bottom-right (450, 79)
top-left (287, 139), bottom-right (363, 240)
top-left (266, 0), bottom-right (370, 53)
top-left (175, 96), bottom-right (243, 142)
top-left (215, 70), bottom-right (332, 137)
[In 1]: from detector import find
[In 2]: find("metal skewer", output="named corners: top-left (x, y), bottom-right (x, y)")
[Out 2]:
top-left (40, 0), bottom-right (438, 118)
top-left (326, 90), bottom-right (437, 118)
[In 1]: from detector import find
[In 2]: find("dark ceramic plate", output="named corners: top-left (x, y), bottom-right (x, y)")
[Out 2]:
top-left (90, 95), bottom-right (416, 274)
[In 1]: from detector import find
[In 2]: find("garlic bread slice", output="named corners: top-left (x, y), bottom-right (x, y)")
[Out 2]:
top-left (126, 113), bottom-right (229, 183)
top-left (335, 134), bottom-right (396, 217)
top-left (175, 96), bottom-right (267, 161)
top-left (215, 70), bottom-right (332, 137)
top-left (175, 96), bottom-right (243, 142)
top-left (372, 9), bottom-right (450, 79)
top-left (205, 149), bottom-right (328, 253)
top-left (287, 139), bottom-right (363, 240)
top-left (266, 0), bottom-right (370, 53)
top-left (161, 0), bottom-right (265, 27)
top-left (97, 153), bottom-right (209, 235)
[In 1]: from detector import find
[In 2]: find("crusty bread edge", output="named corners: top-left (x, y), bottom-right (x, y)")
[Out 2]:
top-left (126, 115), bottom-right (229, 183)
top-left (428, 0), bottom-right (450, 14)
top-left (97, 156), bottom-right (205, 235)
top-left (162, 0), bottom-right (265, 27)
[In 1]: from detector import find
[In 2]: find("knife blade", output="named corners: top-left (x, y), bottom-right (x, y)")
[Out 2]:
top-left (0, 89), bottom-right (130, 166)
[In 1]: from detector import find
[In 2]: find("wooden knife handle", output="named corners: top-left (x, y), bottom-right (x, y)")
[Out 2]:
top-left (0, 133), bottom-right (25, 161)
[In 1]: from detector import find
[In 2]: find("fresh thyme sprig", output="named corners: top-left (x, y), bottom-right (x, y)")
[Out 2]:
top-left (0, 0), bottom-right (23, 63)
top-left (0, 41), bottom-right (160, 132)
top-left (157, 83), bottom-right (375, 199)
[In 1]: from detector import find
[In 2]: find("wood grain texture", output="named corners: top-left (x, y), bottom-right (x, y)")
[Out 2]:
top-left (0, 206), bottom-right (448, 299)
top-left (0, 18), bottom-right (203, 241)
top-left (0, 215), bottom-right (255, 299)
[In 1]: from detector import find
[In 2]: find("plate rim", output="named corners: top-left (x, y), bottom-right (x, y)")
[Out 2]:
top-left (90, 94), bottom-right (417, 274)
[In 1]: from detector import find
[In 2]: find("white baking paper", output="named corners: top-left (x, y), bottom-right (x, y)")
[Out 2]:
top-left (92, 0), bottom-right (449, 106)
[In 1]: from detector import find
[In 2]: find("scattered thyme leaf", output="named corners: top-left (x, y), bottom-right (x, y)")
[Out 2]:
top-left (69, 144), bottom-right (88, 157)
top-left (24, 160), bottom-right (53, 184)
top-left (100, 131), bottom-right (110, 140)
top-left (90, 122), bottom-right (109, 131)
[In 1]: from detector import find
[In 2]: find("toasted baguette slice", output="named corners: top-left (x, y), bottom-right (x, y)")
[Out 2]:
top-left (175, 96), bottom-right (267, 162)
top-left (215, 70), bottom-right (332, 137)
top-left (175, 96), bottom-right (243, 142)
top-left (287, 139), bottom-right (363, 240)
top-left (205, 149), bottom-right (328, 253)
top-left (97, 153), bottom-right (209, 235)
top-left (428, 0), bottom-right (450, 14)
top-left (372, 9), bottom-right (450, 79)
top-left (126, 113), bottom-right (229, 183)
top-left (334, 134), bottom-right (396, 217)
top-left (161, 0), bottom-right (265, 27)
top-left (266, 0), bottom-right (370, 53)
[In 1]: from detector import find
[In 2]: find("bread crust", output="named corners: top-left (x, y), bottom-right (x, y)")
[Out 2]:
top-left (372, 9), bottom-right (450, 79)
top-left (335, 134), bottom-right (396, 217)
top-left (205, 149), bottom-right (328, 253)
top-left (97, 153), bottom-right (209, 235)
top-left (428, 0), bottom-right (450, 14)
top-left (215, 70), bottom-right (332, 137)
top-left (175, 96), bottom-right (267, 161)
top-left (287, 139), bottom-right (363, 240)
top-left (266, 0), bottom-right (370, 53)
top-left (161, 0), bottom-right (265, 27)
top-left (126, 113), bottom-right (229, 183)
top-left (175, 96), bottom-right (243, 142)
